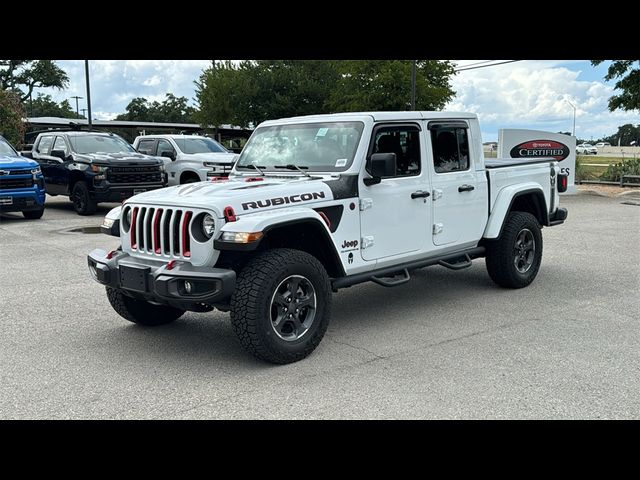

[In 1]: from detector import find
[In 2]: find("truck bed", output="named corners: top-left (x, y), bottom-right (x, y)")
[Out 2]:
top-left (486, 158), bottom-right (558, 217)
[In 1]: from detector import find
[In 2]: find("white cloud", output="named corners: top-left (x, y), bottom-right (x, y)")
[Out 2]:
top-left (142, 75), bottom-right (161, 87)
top-left (35, 60), bottom-right (210, 121)
top-left (447, 60), bottom-right (640, 141)
top-left (32, 60), bottom-right (638, 141)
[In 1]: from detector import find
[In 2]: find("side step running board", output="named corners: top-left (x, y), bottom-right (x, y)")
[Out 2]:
top-left (438, 254), bottom-right (472, 270)
top-left (371, 268), bottom-right (410, 287)
top-left (331, 246), bottom-right (485, 291)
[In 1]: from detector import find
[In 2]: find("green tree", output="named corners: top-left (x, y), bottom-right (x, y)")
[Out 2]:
top-left (328, 60), bottom-right (455, 112)
top-left (195, 60), bottom-right (456, 129)
top-left (0, 89), bottom-right (26, 146)
top-left (0, 60), bottom-right (69, 103)
top-left (115, 97), bottom-right (149, 121)
top-left (116, 94), bottom-right (195, 122)
top-left (602, 124), bottom-right (640, 146)
top-left (591, 60), bottom-right (640, 111)
top-left (28, 93), bottom-right (78, 118)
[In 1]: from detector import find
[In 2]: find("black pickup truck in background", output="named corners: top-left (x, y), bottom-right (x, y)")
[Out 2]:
top-left (24, 131), bottom-right (166, 215)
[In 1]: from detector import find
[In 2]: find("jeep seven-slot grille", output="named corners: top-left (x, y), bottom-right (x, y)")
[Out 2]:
top-left (130, 206), bottom-right (192, 258)
top-left (107, 166), bottom-right (162, 184)
top-left (0, 177), bottom-right (33, 190)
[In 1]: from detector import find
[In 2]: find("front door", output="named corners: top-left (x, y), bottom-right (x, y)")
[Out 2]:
top-left (359, 123), bottom-right (431, 261)
top-left (428, 121), bottom-right (486, 246)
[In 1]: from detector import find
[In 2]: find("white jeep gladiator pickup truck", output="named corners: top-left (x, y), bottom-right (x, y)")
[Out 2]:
top-left (88, 111), bottom-right (568, 364)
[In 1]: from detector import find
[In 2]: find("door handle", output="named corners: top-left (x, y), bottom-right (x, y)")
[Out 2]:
top-left (411, 190), bottom-right (431, 199)
top-left (458, 184), bottom-right (475, 192)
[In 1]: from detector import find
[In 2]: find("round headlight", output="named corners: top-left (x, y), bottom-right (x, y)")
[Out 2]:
top-left (201, 214), bottom-right (215, 238)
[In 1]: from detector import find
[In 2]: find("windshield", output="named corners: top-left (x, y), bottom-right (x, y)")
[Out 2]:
top-left (0, 137), bottom-right (18, 156)
top-left (68, 135), bottom-right (135, 154)
top-left (173, 137), bottom-right (228, 154)
top-left (236, 122), bottom-right (364, 172)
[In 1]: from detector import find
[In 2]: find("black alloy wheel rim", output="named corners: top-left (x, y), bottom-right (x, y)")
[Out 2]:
top-left (514, 228), bottom-right (535, 273)
top-left (270, 274), bottom-right (317, 341)
top-left (73, 188), bottom-right (86, 211)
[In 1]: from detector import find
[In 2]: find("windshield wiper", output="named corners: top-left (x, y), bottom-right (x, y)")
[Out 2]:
top-left (242, 164), bottom-right (265, 176)
top-left (274, 164), bottom-right (312, 178)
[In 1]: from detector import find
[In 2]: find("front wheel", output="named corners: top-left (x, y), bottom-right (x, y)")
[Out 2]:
top-left (106, 287), bottom-right (185, 326)
top-left (23, 207), bottom-right (44, 219)
top-left (485, 211), bottom-right (543, 289)
top-left (71, 181), bottom-right (97, 215)
top-left (230, 248), bottom-right (332, 364)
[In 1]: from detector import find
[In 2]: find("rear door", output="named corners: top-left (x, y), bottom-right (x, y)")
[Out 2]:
top-left (428, 121), bottom-right (486, 246)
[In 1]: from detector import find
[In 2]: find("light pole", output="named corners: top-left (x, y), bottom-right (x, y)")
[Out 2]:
top-left (85, 60), bottom-right (93, 129)
top-left (80, 108), bottom-right (87, 119)
top-left (565, 99), bottom-right (576, 137)
top-left (70, 96), bottom-right (83, 118)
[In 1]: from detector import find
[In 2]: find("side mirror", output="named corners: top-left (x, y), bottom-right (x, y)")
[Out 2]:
top-left (364, 153), bottom-right (396, 186)
top-left (160, 150), bottom-right (176, 161)
top-left (50, 149), bottom-right (67, 160)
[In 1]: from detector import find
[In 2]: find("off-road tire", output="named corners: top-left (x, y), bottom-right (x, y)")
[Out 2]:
top-left (23, 208), bottom-right (44, 219)
top-left (230, 248), bottom-right (332, 364)
top-left (485, 211), bottom-right (543, 289)
top-left (106, 286), bottom-right (185, 326)
top-left (71, 181), bottom-right (97, 215)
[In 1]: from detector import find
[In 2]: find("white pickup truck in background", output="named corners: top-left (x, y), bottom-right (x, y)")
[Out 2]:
top-left (133, 134), bottom-right (236, 185)
top-left (90, 111), bottom-right (568, 364)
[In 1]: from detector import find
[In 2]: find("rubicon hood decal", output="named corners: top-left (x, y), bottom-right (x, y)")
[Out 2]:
top-left (510, 140), bottom-right (570, 161)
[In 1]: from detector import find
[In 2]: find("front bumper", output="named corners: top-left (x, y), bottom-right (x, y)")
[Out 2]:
top-left (0, 186), bottom-right (46, 212)
top-left (87, 249), bottom-right (236, 309)
top-left (92, 182), bottom-right (166, 203)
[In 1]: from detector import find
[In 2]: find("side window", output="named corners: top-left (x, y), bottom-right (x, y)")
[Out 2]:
top-left (157, 139), bottom-right (175, 157)
top-left (431, 126), bottom-right (470, 173)
top-left (53, 136), bottom-right (69, 156)
top-left (370, 125), bottom-right (421, 177)
top-left (137, 139), bottom-right (157, 155)
top-left (37, 136), bottom-right (54, 155)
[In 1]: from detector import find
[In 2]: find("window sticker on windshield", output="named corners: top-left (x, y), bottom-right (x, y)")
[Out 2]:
top-left (316, 128), bottom-right (328, 137)
top-left (335, 158), bottom-right (347, 167)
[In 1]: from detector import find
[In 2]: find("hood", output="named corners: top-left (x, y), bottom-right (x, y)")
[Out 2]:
top-left (183, 152), bottom-right (236, 164)
top-left (126, 175), bottom-right (336, 216)
top-left (75, 151), bottom-right (164, 166)
top-left (0, 154), bottom-right (38, 170)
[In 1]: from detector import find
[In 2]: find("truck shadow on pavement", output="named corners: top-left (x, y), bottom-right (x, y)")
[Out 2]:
top-left (91, 264), bottom-right (506, 370)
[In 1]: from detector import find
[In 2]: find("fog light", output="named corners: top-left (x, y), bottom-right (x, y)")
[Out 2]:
top-left (184, 280), bottom-right (193, 294)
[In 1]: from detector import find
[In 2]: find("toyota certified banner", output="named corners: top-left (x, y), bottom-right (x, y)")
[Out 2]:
top-left (498, 129), bottom-right (576, 194)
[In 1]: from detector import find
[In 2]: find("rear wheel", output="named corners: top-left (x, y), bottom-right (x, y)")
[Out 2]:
top-left (106, 287), bottom-right (185, 326)
top-left (23, 207), bottom-right (44, 219)
top-left (485, 211), bottom-right (543, 289)
top-left (71, 181), bottom-right (97, 215)
top-left (230, 248), bottom-right (332, 364)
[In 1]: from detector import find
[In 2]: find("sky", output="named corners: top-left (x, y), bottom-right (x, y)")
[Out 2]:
top-left (36, 60), bottom-right (639, 142)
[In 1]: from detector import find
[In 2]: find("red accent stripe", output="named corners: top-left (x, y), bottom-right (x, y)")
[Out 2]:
top-left (182, 211), bottom-right (192, 257)
top-left (245, 177), bottom-right (264, 182)
top-left (130, 207), bottom-right (138, 249)
top-left (318, 211), bottom-right (331, 230)
top-left (153, 209), bottom-right (163, 254)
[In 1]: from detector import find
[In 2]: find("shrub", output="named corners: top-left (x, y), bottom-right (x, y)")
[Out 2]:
top-left (601, 157), bottom-right (640, 182)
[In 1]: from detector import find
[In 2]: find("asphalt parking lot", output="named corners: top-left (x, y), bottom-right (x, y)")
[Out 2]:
top-left (1, 192), bottom-right (639, 419)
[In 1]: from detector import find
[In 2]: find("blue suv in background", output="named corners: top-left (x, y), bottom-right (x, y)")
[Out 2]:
top-left (0, 135), bottom-right (46, 219)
